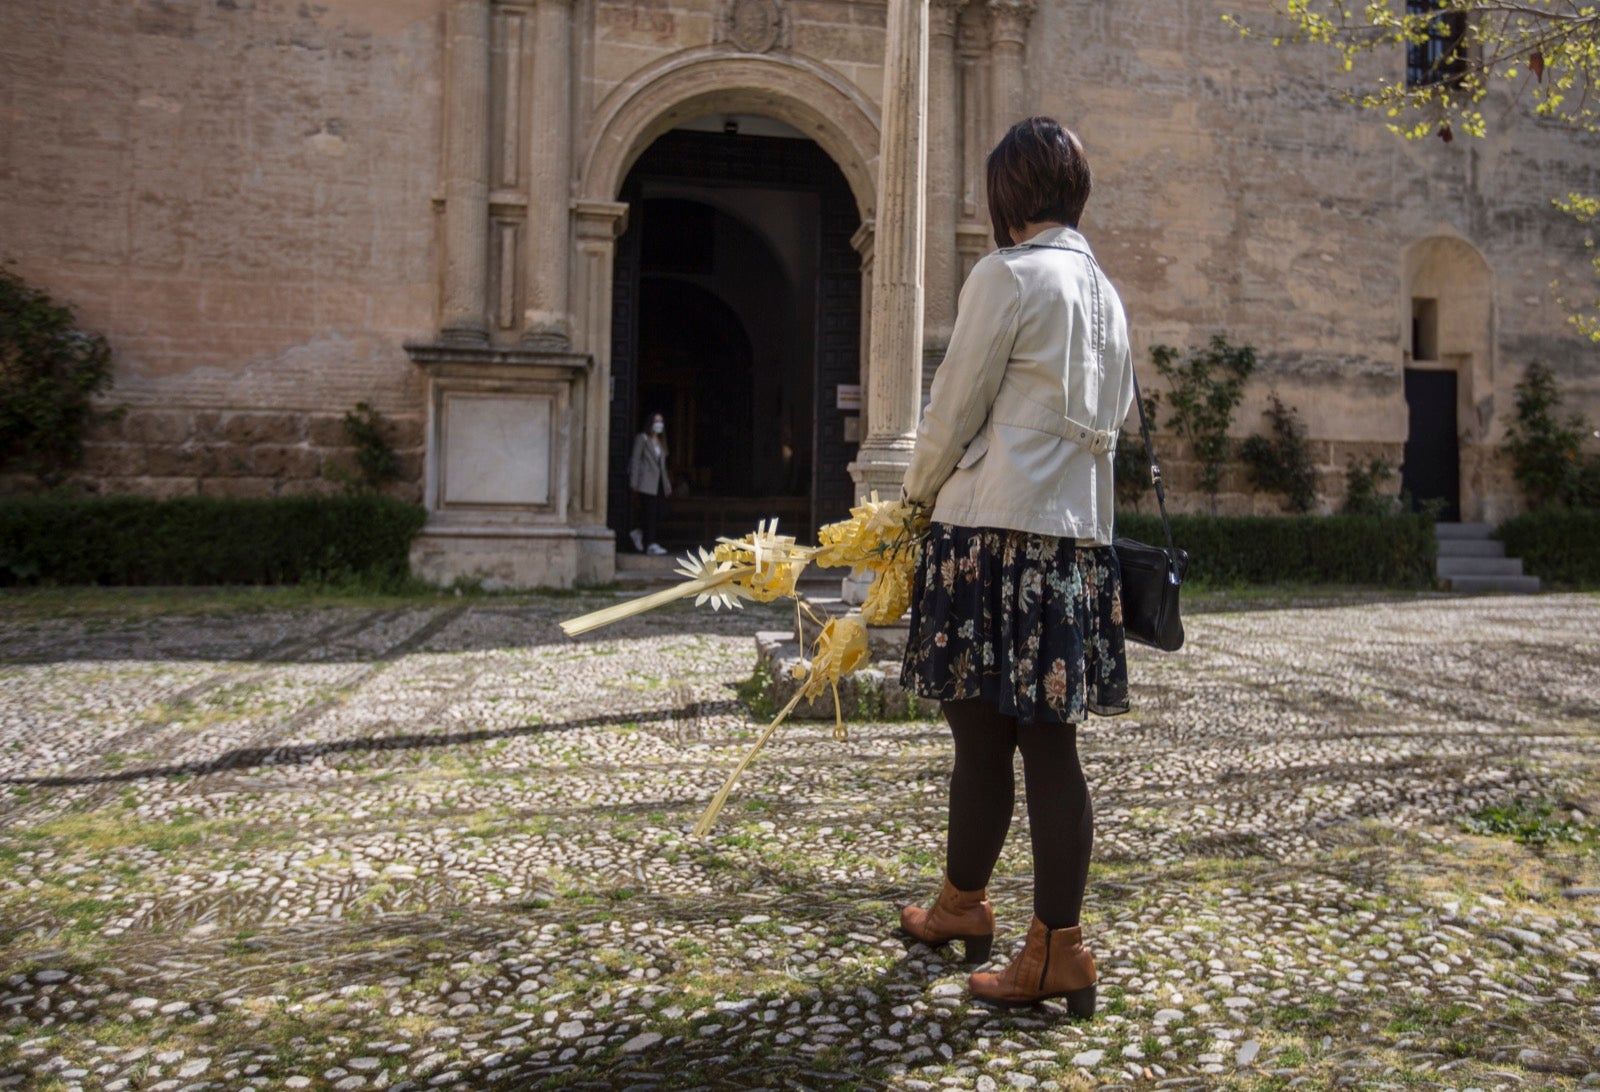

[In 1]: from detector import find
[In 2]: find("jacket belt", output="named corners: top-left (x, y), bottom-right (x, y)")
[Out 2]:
top-left (990, 389), bottom-right (1119, 455)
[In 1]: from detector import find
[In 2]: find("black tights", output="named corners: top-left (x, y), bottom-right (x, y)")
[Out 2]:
top-left (941, 698), bottom-right (1093, 928)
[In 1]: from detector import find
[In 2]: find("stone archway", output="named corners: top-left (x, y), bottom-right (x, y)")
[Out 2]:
top-left (571, 50), bottom-right (882, 542)
top-left (1400, 233), bottom-right (1496, 521)
top-left (580, 49), bottom-right (881, 220)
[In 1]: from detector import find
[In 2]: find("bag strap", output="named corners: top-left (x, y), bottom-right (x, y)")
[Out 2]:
top-left (1129, 364), bottom-right (1177, 554)
top-left (1074, 246), bottom-right (1177, 555)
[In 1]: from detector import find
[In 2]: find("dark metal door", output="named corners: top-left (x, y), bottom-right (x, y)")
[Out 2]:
top-left (810, 170), bottom-right (862, 535)
top-left (607, 129), bottom-right (861, 543)
top-left (606, 177), bottom-right (644, 544)
top-left (1401, 368), bottom-right (1460, 521)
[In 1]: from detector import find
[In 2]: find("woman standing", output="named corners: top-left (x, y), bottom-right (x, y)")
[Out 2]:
top-left (897, 118), bottom-right (1133, 1015)
top-left (628, 411), bottom-right (672, 555)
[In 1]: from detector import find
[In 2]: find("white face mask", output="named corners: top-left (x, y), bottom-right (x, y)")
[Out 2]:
top-left (651, 421), bottom-right (665, 434)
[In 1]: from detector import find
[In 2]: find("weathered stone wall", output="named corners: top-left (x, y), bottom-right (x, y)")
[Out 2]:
top-left (0, 0), bottom-right (443, 500)
top-left (2, 0), bottom-right (1594, 519)
top-left (1034, 0), bottom-right (1600, 517)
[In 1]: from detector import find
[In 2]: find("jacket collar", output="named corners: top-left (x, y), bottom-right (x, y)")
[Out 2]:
top-left (1012, 224), bottom-right (1093, 255)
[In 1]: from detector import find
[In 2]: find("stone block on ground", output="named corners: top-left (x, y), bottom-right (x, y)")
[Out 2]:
top-left (755, 617), bottom-right (936, 722)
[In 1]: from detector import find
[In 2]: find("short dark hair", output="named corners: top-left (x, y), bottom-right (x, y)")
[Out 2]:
top-left (985, 117), bottom-right (1092, 249)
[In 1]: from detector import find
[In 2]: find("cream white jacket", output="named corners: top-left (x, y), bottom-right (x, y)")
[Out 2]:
top-left (902, 226), bottom-right (1134, 545)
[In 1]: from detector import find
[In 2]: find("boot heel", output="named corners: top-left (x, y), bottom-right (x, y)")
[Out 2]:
top-left (1064, 983), bottom-right (1096, 1020)
top-left (958, 934), bottom-right (993, 964)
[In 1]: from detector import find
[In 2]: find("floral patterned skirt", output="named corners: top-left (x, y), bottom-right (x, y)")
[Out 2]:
top-left (900, 522), bottom-right (1130, 725)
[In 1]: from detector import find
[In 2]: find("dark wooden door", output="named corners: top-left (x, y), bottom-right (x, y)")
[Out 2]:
top-left (1401, 368), bottom-right (1460, 521)
top-left (607, 129), bottom-right (861, 544)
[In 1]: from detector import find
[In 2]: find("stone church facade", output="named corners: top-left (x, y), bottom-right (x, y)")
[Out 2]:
top-left (2, 0), bottom-right (1595, 587)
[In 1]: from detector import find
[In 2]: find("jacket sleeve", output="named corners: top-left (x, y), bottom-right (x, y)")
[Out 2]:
top-left (627, 433), bottom-right (645, 487)
top-left (902, 255), bottom-right (1021, 506)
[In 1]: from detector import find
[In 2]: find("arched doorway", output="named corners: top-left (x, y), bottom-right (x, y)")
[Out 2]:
top-left (1400, 235), bottom-right (1495, 522)
top-left (606, 122), bottom-right (862, 548)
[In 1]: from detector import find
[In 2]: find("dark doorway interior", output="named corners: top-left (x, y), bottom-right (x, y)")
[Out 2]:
top-left (637, 274), bottom-right (757, 497)
top-left (608, 128), bottom-right (862, 550)
top-left (1401, 368), bottom-right (1460, 521)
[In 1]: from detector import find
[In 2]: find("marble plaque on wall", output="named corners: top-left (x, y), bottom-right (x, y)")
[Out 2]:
top-left (441, 393), bottom-right (553, 507)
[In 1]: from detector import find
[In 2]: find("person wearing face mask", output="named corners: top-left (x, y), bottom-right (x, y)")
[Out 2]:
top-left (628, 412), bottom-right (672, 555)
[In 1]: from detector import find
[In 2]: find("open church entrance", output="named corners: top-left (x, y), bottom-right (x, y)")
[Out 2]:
top-left (608, 121), bottom-right (862, 551)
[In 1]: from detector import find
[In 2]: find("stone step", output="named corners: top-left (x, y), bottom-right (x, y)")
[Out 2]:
top-left (1436, 556), bottom-right (1525, 578)
top-left (1436, 538), bottom-right (1506, 559)
top-left (1446, 574), bottom-right (1542, 594)
top-left (1435, 521), bottom-right (1495, 540)
top-left (615, 553), bottom-right (683, 573)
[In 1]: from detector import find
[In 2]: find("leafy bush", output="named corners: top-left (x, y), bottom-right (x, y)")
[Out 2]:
top-left (1114, 512), bottom-right (1436, 587)
top-left (1150, 335), bottom-right (1257, 508)
top-left (0, 494), bottom-right (427, 588)
top-left (1239, 393), bottom-right (1317, 513)
top-left (1494, 508), bottom-right (1600, 588)
top-left (0, 265), bottom-right (116, 486)
top-left (1342, 457), bottom-right (1399, 516)
top-left (1461, 799), bottom-right (1586, 846)
top-left (1503, 361), bottom-right (1600, 509)
top-left (339, 401), bottom-right (402, 494)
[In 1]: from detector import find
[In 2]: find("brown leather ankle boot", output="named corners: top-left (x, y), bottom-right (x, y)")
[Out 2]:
top-left (898, 876), bottom-right (995, 964)
top-left (968, 916), bottom-right (1097, 1016)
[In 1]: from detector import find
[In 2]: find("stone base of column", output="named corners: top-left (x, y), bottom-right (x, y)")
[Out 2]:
top-left (440, 321), bottom-right (490, 346)
top-left (410, 523), bottom-right (614, 591)
top-left (520, 330), bottom-right (571, 351)
top-left (843, 437), bottom-right (917, 604)
top-left (847, 437), bottom-right (916, 500)
top-left (521, 312), bottom-right (571, 350)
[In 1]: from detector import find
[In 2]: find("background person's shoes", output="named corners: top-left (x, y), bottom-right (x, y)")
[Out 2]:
top-left (646, 543), bottom-right (667, 556)
top-left (629, 529), bottom-right (644, 552)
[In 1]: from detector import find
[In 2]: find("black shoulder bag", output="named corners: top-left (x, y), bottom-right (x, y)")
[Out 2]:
top-left (1114, 366), bottom-right (1189, 652)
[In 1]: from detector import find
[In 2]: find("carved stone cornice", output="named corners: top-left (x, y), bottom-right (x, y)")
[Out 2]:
top-left (405, 341), bottom-right (591, 377)
top-left (985, 0), bottom-right (1036, 47)
top-left (572, 199), bottom-right (630, 242)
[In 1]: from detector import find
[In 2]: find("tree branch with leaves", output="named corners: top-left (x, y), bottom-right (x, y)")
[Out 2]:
top-left (1225, 1), bottom-right (1600, 340)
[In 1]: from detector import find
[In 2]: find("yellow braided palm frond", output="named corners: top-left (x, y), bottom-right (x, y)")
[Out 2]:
top-left (860, 561), bottom-right (913, 626)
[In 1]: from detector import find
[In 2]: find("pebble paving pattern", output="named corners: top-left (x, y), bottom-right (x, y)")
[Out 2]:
top-left (1, 590), bottom-right (1598, 1091)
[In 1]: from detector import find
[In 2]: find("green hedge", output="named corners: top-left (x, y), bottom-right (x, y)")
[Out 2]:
top-left (0, 494), bottom-right (428, 587)
top-left (1114, 512), bottom-right (1437, 587)
top-left (1494, 509), bottom-right (1600, 589)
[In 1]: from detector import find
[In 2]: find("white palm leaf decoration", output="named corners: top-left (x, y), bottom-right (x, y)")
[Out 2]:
top-left (676, 547), bottom-right (751, 611)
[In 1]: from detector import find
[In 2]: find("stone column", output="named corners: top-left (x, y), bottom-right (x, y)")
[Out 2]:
top-left (441, 0), bottom-right (492, 344)
top-left (851, 220), bottom-right (876, 407)
top-left (572, 200), bottom-right (630, 521)
top-left (958, 5), bottom-right (987, 224)
top-left (957, 5), bottom-right (994, 276)
top-left (849, 0), bottom-right (930, 502)
top-left (522, 0), bottom-right (574, 348)
top-left (986, 0), bottom-right (1036, 142)
top-left (925, 0), bottom-right (965, 365)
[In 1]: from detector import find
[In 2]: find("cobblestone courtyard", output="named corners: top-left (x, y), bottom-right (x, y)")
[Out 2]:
top-left (1, 589), bottom-right (1598, 1091)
